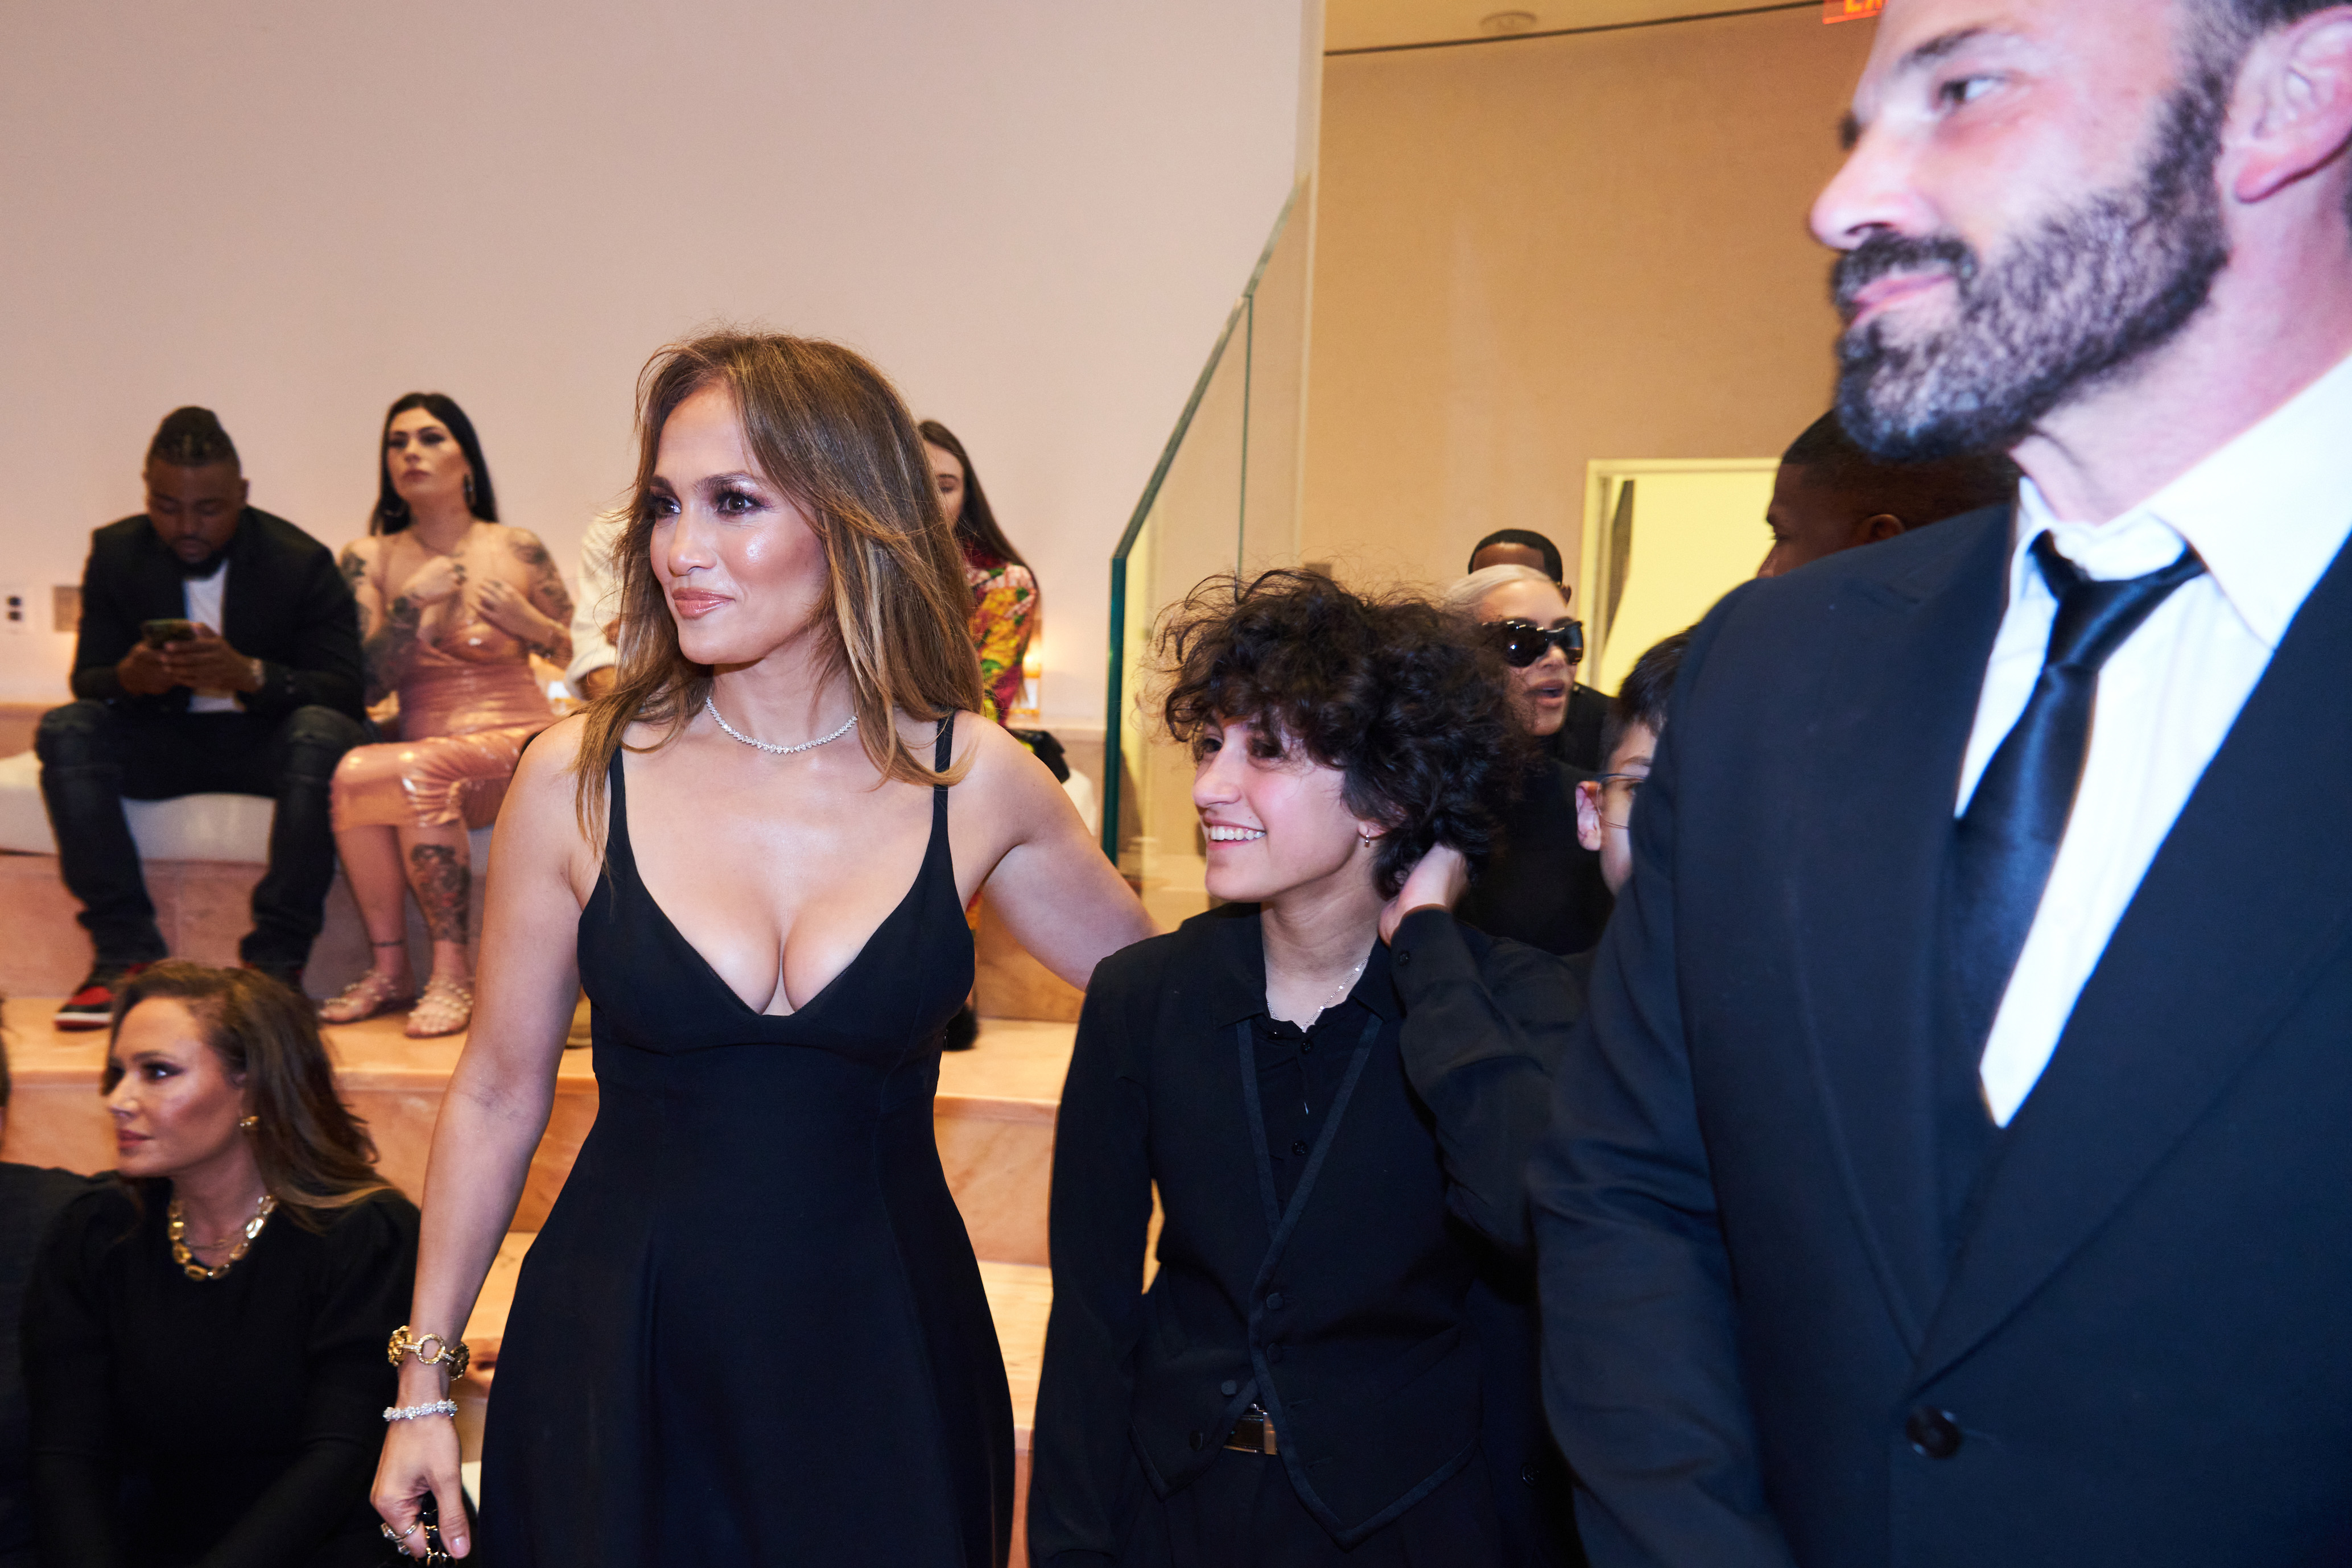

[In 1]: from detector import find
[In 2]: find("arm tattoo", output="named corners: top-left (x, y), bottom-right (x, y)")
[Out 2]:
top-left (362, 595), bottom-right (425, 706)
top-left (512, 533), bottom-right (575, 665)
top-left (338, 546), bottom-right (370, 589)
top-left (406, 843), bottom-right (471, 945)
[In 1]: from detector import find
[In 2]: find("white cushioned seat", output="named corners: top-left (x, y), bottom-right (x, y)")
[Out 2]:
top-left (0, 749), bottom-right (489, 870)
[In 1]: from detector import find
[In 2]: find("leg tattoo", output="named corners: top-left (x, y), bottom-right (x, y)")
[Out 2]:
top-left (407, 844), bottom-right (471, 945)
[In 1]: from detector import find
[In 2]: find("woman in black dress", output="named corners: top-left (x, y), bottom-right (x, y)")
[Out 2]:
top-left (1442, 564), bottom-right (1614, 959)
top-left (1028, 572), bottom-right (1583, 1567)
top-left (370, 331), bottom-right (1153, 1565)
top-left (23, 963), bottom-right (419, 1566)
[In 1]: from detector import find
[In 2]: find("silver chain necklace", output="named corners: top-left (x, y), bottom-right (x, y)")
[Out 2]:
top-left (704, 692), bottom-right (858, 756)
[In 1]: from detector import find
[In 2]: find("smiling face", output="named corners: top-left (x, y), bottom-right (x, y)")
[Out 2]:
top-left (1812, 0), bottom-right (2230, 459)
top-left (104, 997), bottom-right (249, 1182)
top-left (144, 460), bottom-right (247, 567)
top-left (384, 406), bottom-right (474, 511)
top-left (1192, 715), bottom-right (1381, 907)
top-left (1479, 577), bottom-right (1577, 737)
top-left (647, 383), bottom-right (832, 670)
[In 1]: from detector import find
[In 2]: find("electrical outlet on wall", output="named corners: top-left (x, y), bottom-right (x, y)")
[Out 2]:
top-left (0, 587), bottom-right (29, 635)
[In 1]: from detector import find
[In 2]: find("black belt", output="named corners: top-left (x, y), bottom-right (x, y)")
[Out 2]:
top-left (1224, 1404), bottom-right (1278, 1455)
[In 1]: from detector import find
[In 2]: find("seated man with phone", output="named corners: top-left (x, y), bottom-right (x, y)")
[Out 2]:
top-left (36, 407), bottom-right (365, 1026)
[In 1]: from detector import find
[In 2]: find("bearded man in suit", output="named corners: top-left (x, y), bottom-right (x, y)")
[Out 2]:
top-left (1532, 1), bottom-right (2352, 1564)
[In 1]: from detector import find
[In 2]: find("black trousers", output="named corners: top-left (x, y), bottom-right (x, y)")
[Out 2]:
top-left (35, 700), bottom-right (364, 971)
top-left (1119, 1448), bottom-right (1505, 1568)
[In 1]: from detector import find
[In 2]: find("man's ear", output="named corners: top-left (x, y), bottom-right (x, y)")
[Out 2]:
top-left (1574, 779), bottom-right (1606, 853)
top-left (1858, 512), bottom-right (1905, 544)
top-left (2231, 9), bottom-right (2352, 204)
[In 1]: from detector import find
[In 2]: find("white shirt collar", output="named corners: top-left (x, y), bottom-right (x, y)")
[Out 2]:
top-left (2012, 349), bottom-right (2352, 649)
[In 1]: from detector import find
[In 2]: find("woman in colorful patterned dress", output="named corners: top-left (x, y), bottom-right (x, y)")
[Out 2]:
top-left (921, 421), bottom-right (1037, 724)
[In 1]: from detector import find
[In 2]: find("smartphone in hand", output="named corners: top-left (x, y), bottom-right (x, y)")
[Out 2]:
top-left (141, 618), bottom-right (198, 648)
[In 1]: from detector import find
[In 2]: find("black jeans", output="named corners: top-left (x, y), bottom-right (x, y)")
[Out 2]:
top-left (35, 701), bottom-right (364, 971)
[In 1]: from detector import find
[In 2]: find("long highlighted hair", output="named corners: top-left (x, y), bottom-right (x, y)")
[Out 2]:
top-left (572, 332), bottom-right (981, 844)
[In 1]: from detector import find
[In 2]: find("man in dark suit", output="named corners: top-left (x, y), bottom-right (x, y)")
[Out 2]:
top-left (1533, 1), bottom-right (2352, 1564)
top-left (0, 1038), bottom-right (98, 1568)
top-left (38, 408), bottom-right (364, 1024)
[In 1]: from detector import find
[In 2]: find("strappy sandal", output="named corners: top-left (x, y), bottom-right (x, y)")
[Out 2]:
top-left (319, 966), bottom-right (416, 1025)
top-left (405, 975), bottom-right (476, 1039)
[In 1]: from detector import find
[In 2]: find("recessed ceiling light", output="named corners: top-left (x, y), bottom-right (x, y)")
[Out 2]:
top-left (1479, 10), bottom-right (1540, 34)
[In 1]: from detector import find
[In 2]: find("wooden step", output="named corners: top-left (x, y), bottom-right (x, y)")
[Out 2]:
top-left (0, 846), bottom-right (1077, 1021)
top-left (2, 1004), bottom-right (1074, 1265)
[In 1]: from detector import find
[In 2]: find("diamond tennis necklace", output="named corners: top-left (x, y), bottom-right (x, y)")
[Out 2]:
top-left (704, 692), bottom-right (858, 756)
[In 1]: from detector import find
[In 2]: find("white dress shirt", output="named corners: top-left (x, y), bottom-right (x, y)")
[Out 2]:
top-left (181, 564), bottom-right (240, 712)
top-left (1958, 352), bottom-right (2352, 1124)
top-left (564, 507), bottom-right (628, 700)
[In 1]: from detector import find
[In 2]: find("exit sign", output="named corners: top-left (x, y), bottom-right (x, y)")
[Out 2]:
top-left (1825, 0), bottom-right (1884, 19)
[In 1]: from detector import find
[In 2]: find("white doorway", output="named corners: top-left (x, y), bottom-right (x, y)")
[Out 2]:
top-left (1577, 458), bottom-right (1776, 694)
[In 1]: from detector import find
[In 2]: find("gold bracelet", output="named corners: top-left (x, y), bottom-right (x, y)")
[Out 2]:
top-left (387, 1324), bottom-right (471, 1381)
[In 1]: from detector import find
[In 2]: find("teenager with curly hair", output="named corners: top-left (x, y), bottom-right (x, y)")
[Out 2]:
top-left (1030, 570), bottom-right (1582, 1567)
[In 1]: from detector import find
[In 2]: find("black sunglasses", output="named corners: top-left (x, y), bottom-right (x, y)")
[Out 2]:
top-left (1486, 617), bottom-right (1584, 669)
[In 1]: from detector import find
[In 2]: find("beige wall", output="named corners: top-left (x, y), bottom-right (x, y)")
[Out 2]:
top-left (0, 1), bottom-right (1317, 725)
top-left (1302, 9), bottom-right (1878, 604)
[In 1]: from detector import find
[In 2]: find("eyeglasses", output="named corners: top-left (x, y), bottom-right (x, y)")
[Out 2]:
top-left (1584, 771), bottom-right (1644, 831)
top-left (1486, 618), bottom-right (1585, 669)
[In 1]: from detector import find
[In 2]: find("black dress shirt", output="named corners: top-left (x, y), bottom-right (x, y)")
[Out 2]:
top-left (1546, 686), bottom-right (1611, 774)
top-left (24, 1183), bottom-right (418, 1567)
top-left (70, 509), bottom-right (364, 721)
top-left (1457, 758), bottom-right (1614, 956)
top-left (1030, 905), bottom-right (1581, 1565)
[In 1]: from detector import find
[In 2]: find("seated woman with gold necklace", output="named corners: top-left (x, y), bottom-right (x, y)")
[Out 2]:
top-left (23, 963), bottom-right (418, 1567)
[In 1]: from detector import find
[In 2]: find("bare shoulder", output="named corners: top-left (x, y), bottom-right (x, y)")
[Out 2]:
top-left (505, 713), bottom-right (592, 814)
top-left (939, 712), bottom-right (1064, 821)
top-left (337, 534), bottom-right (381, 573)
top-left (496, 525), bottom-right (556, 569)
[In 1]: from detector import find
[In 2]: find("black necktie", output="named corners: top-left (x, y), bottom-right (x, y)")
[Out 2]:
top-left (1937, 532), bottom-right (2206, 1231)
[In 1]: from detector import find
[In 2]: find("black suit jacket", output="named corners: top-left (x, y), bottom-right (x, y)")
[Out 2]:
top-left (69, 509), bottom-right (364, 721)
top-left (1030, 906), bottom-right (1578, 1563)
top-left (1532, 509), bottom-right (2352, 1567)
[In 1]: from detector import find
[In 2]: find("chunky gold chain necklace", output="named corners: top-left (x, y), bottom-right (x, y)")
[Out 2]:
top-left (168, 1192), bottom-right (278, 1281)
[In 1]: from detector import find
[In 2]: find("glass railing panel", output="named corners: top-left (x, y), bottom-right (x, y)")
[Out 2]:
top-left (1104, 178), bottom-right (1313, 928)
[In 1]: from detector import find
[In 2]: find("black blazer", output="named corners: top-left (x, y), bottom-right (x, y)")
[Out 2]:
top-left (1532, 510), bottom-right (2352, 1567)
top-left (1029, 905), bottom-right (1578, 1563)
top-left (69, 509), bottom-right (364, 721)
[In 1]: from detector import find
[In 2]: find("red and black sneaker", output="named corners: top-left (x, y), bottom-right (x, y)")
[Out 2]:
top-left (54, 963), bottom-right (152, 1032)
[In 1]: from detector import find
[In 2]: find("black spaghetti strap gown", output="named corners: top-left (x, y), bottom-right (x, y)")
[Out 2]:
top-left (479, 717), bottom-right (1011, 1565)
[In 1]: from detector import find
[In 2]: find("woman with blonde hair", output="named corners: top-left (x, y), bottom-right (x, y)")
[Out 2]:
top-left (370, 331), bottom-right (1152, 1566)
top-left (24, 963), bottom-right (417, 1566)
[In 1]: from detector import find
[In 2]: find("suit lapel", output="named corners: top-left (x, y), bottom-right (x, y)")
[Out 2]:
top-left (1790, 511), bottom-right (2013, 1347)
top-left (1916, 535), bottom-right (2352, 1383)
top-left (220, 509), bottom-right (258, 651)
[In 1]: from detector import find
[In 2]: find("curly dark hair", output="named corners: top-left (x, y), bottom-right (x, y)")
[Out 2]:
top-left (1156, 570), bottom-right (1530, 898)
